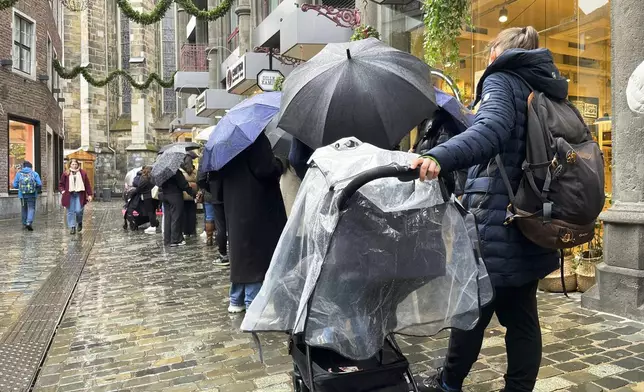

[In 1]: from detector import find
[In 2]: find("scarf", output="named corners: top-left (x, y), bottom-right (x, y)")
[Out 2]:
top-left (68, 170), bottom-right (86, 193)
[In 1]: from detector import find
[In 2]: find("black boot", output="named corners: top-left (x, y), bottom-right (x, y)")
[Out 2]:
top-left (78, 223), bottom-right (83, 233)
top-left (70, 227), bottom-right (76, 235)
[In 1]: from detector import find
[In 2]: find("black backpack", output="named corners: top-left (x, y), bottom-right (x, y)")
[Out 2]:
top-left (497, 71), bottom-right (605, 250)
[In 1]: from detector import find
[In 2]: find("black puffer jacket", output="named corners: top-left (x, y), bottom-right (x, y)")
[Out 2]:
top-left (427, 48), bottom-right (568, 287)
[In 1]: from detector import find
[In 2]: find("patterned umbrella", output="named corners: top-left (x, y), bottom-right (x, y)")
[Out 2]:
top-left (151, 151), bottom-right (186, 186)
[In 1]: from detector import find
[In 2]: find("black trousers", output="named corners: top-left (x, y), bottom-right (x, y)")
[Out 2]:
top-left (182, 200), bottom-right (197, 235)
top-left (443, 280), bottom-right (541, 392)
top-left (163, 193), bottom-right (184, 245)
top-left (213, 203), bottom-right (227, 256)
top-left (143, 198), bottom-right (158, 227)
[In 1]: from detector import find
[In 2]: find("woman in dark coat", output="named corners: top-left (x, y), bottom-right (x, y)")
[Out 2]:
top-left (219, 133), bottom-right (287, 313)
top-left (134, 166), bottom-right (159, 234)
top-left (412, 27), bottom-right (565, 392)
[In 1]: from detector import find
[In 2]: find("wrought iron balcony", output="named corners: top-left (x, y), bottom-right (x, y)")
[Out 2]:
top-left (180, 44), bottom-right (209, 72)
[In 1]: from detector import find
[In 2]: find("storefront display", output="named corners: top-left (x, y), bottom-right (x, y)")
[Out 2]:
top-left (8, 119), bottom-right (36, 191)
top-left (377, 0), bottom-right (612, 195)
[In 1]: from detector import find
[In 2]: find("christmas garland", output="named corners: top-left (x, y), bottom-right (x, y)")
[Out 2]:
top-left (0, 0), bottom-right (19, 9)
top-left (116, 0), bottom-right (233, 25)
top-left (53, 60), bottom-right (175, 89)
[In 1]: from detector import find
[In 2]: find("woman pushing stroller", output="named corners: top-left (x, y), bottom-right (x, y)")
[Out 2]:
top-left (411, 26), bottom-right (564, 392)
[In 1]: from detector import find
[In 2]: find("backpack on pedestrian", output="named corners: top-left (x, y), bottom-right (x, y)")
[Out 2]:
top-left (497, 71), bottom-right (605, 251)
top-left (19, 172), bottom-right (37, 195)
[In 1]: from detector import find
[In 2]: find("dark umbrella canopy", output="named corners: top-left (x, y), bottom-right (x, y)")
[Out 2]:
top-left (434, 87), bottom-right (474, 132)
top-left (151, 151), bottom-right (186, 186)
top-left (277, 38), bottom-right (437, 149)
top-left (158, 142), bottom-right (201, 155)
top-left (265, 117), bottom-right (293, 159)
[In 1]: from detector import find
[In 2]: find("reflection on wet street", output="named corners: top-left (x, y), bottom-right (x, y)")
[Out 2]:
top-left (2, 204), bottom-right (644, 391)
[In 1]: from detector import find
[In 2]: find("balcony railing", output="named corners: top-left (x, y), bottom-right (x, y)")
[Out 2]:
top-left (180, 43), bottom-right (208, 72)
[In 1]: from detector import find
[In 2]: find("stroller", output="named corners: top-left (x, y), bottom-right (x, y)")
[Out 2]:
top-left (242, 139), bottom-right (493, 392)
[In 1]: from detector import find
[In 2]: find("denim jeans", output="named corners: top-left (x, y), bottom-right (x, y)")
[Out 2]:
top-left (203, 202), bottom-right (215, 222)
top-left (67, 193), bottom-right (84, 228)
top-left (21, 196), bottom-right (36, 225)
top-left (230, 282), bottom-right (263, 308)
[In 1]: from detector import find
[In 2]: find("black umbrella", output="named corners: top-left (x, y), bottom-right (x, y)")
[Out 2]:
top-left (265, 116), bottom-right (293, 159)
top-left (158, 142), bottom-right (201, 155)
top-left (277, 38), bottom-right (437, 149)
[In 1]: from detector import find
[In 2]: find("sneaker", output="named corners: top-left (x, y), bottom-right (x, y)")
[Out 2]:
top-left (416, 371), bottom-right (460, 392)
top-left (144, 226), bottom-right (157, 234)
top-left (77, 223), bottom-right (83, 233)
top-left (25, 224), bottom-right (33, 231)
top-left (212, 255), bottom-right (230, 267)
top-left (228, 304), bottom-right (246, 313)
top-left (170, 241), bottom-right (186, 247)
top-left (70, 227), bottom-right (76, 235)
top-left (200, 231), bottom-right (207, 238)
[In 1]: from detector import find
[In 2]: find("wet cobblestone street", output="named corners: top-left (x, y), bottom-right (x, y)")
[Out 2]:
top-left (3, 204), bottom-right (644, 391)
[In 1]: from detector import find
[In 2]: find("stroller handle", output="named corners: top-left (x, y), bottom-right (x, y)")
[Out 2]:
top-left (337, 164), bottom-right (452, 211)
top-left (336, 164), bottom-right (419, 211)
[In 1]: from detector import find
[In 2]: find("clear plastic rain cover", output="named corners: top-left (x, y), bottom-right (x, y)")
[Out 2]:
top-left (242, 138), bottom-right (493, 360)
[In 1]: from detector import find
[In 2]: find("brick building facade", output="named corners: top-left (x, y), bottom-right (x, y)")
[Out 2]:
top-left (0, 0), bottom-right (65, 219)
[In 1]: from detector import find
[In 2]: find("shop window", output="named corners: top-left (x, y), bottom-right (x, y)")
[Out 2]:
top-left (8, 119), bottom-right (38, 191)
top-left (12, 11), bottom-right (35, 77)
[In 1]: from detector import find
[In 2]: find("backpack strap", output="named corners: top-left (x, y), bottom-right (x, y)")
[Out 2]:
top-left (495, 155), bottom-right (515, 205)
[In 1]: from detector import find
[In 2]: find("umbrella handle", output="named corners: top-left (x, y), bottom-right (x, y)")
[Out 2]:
top-left (336, 164), bottom-right (451, 211)
top-left (431, 70), bottom-right (462, 104)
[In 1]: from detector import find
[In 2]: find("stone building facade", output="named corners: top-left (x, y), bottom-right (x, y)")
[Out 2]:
top-left (0, 0), bottom-right (65, 219)
top-left (62, 0), bottom-right (176, 195)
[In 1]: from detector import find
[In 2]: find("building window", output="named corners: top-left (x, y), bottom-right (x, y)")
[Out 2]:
top-left (120, 11), bottom-right (131, 115)
top-left (13, 12), bottom-right (35, 76)
top-left (8, 119), bottom-right (37, 191)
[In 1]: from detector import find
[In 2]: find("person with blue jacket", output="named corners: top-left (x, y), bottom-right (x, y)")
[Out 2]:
top-left (12, 161), bottom-right (42, 231)
top-left (411, 27), bottom-right (566, 392)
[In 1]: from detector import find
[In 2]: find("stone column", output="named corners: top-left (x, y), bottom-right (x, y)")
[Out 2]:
top-left (236, 0), bottom-right (252, 54)
top-left (582, 0), bottom-right (644, 322)
top-left (355, 0), bottom-right (377, 27)
top-left (126, 0), bottom-right (159, 166)
top-left (80, 7), bottom-right (91, 148)
top-left (207, 0), bottom-right (222, 89)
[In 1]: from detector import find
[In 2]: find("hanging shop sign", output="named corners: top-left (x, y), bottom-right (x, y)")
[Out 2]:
top-left (256, 69), bottom-right (284, 92)
top-left (226, 56), bottom-right (246, 92)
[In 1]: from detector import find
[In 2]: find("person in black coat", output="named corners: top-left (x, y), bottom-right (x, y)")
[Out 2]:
top-left (197, 170), bottom-right (229, 266)
top-left (134, 166), bottom-right (159, 233)
top-left (160, 169), bottom-right (195, 247)
top-left (218, 133), bottom-right (287, 313)
top-left (412, 27), bottom-right (566, 392)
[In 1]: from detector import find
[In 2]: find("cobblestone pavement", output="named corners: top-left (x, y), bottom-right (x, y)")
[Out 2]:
top-left (3, 204), bottom-right (644, 391)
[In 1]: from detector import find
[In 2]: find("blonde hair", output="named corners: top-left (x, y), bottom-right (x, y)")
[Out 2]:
top-left (489, 26), bottom-right (539, 55)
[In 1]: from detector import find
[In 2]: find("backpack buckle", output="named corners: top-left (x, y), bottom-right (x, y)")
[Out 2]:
top-left (566, 150), bottom-right (577, 164)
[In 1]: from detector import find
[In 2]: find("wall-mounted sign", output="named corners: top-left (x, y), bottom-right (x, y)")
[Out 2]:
top-left (256, 69), bottom-right (284, 92)
top-left (226, 57), bottom-right (246, 92)
top-left (569, 96), bottom-right (599, 119)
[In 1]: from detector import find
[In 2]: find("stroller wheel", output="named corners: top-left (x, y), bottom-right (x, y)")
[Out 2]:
top-left (292, 372), bottom-right (309, 392)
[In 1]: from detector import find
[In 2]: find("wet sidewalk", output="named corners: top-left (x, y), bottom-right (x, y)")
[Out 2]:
top-left (2, 204), bottom-right (644, 391)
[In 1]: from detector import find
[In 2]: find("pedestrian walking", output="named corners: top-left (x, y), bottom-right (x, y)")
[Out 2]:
top-left (12, 161), bottom-right (42, 231)
top-left (59, 159), bottom-right (93, 235)
top-left (134, 166), bottom-right (159, 234)
top-left (160, 168), bottom-right (195, 247)
top-left (411, 26), bottom-right (564, 392)
top-left (218, 133), bottom-right (287, 313)
top-left (180, 159), bottom-right (198, 238)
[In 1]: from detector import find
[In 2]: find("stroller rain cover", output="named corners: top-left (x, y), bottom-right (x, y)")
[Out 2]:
top-left (242, 138), bottom-right (493, 360)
